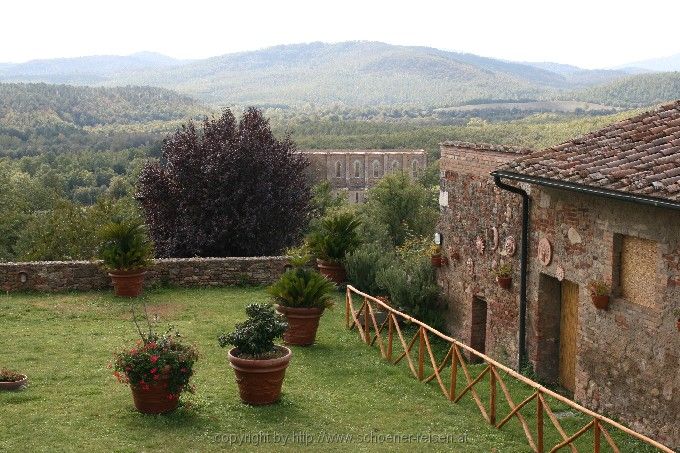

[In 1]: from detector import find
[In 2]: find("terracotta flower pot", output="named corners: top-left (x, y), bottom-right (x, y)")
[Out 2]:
top-left (591, 294), bottom-right (610, 310)
top-left (0, 375), bottom-right (27, 391)
top-left (108, 270), bottom-right (146, 297)
top-left (228, 346), bottom-right (292, 405)
top-left (276, 305), bottom-right (324, 346)
top-left (316, 259), bottom-right (346, 284)
top-left (130, 378), bottom-right (179, 414)
top-left (431, 254), bottom-right (443, 267)
top-left (497, 276), bottom-right (512, 289)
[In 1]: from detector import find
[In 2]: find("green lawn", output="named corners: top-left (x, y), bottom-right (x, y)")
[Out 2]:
top-left (0, 287), bottom-right (658, 452)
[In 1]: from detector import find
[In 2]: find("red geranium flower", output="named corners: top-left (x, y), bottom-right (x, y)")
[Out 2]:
top-left (150, 368), bottom-right (158, 374)
top-left (150, 355), bottom-right (159, 364)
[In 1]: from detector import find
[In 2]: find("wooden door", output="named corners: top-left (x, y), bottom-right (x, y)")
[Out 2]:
top-left (559, 281), bottom-right (579, 392)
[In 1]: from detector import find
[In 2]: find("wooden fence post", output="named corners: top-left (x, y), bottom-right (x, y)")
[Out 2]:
top-left (536, 391), bottom-right (544, 453)
top-left (418, 327), bottom-right (425, 381)
top-left (594, 419), bottom-right (601, 453)
top-left (386, 315), bottom-right (393, 361)
top-left (363, 299), bottom-right (370, 344)
top-left (489, 365), bottom-right (496, 425)
top-left (449, 345), bottom-right (458, 401)
top-left (345, 287), bottom-right (350, 328)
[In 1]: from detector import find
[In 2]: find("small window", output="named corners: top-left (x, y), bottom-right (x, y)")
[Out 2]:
top-left (372, 160), bottom-right (381, 178)
top-left (614, 235), bottom-right (658, 307)
top-left (354, 160), bottom-right (361, 178)
top-left (335, 161), bottom-right (342, 178)
top-left (392, 161), bottom-right (399, 171)
top-left (411, 160), bottom-right (419, 177)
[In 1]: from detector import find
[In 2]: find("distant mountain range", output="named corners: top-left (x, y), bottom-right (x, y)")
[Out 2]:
top-left (1, 42), bottom-right (680, 109)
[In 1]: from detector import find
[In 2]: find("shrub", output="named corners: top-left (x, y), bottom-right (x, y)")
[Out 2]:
top-left (361, 172), bottom-right (437, 247)
top-left (344, 244), bottom-right (393, 295)
top-left (218, 304), bottom-right (288, 358)
top-left (137, 108), bottom-right (311, 257)
top-left (97, 220), bottom-right (154, 271)
top-left (376, 256), bottom-right (441, 328)
top-left (112, 325), bottom-right (199, 397)
top-left (268, 268), bottom-right (336, 309)
top-left (307, 210), bottom-right (361, 263)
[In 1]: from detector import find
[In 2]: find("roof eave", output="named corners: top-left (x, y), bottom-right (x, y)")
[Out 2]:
top-left (491, 170), bottom-right (680, 212)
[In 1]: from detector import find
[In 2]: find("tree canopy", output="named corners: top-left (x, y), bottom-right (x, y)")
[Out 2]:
top-left (137, 108), bottom-right (311, 257)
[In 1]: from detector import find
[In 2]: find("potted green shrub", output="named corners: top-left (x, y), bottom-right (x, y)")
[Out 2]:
top-left (307, 211), bottom-right (361, 284)
top-left (494, 263), bottom-right (512, 289)
top-left (112, 315), bottom-right (199, 414)
top-left (0, 369), bottom-right (27, 391)
top-left (97, 220), bottom-right (154, 297)
top-left (218, 304), bottom-right (290, 405)
top-left (589, 280), bottom-right (610, 310)
top-left (268, 267), bottom-right (336, 345)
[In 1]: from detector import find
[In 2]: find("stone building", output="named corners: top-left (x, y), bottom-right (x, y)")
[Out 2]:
top-left (436, 101), bottom-right (680, 447)
top-left (300, 149), bottom-right (427, 203)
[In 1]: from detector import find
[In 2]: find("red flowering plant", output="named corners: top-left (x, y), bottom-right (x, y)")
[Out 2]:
top-left (112, 303), bottom-right (198, 400)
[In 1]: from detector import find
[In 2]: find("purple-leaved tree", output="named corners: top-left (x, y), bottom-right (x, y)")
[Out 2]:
top-left (137, 108), bottom-right (310, 257)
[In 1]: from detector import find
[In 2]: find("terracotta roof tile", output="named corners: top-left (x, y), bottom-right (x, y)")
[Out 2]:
top-left (499, 100), bottom-right (680, 203)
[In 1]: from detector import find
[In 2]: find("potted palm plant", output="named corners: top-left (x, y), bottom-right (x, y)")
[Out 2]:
top-left (268, 267), bottom-right (336, 345)
top-left (0, 369), bottom-right (27, 391)
top-left (307, 211), bottom-right (361, 284)
top-left (589, 280), bottom-right (610, 310)
top-left (111, 307), bottom-right (199, 414)
top-left (218, 304), bottom-right (290, 405)
top-left (97, 220), bottom-right (154, 297)
top-left (494, 263), bottom-right (512, 289)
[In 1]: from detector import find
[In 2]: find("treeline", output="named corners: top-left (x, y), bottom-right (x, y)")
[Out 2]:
top-left (0, 83), bottom-right (209, 157)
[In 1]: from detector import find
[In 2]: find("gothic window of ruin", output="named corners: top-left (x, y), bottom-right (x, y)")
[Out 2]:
top-left (335, 161), bottom-right (342, 178)
top-left (412, 160), bottom-right (419, 177)
top-left (372, 160), bottom-right (380, 178)
top-left (613, 234), bottom-right (658, 308)
top-left (354, 160), bottom-right (361, 178)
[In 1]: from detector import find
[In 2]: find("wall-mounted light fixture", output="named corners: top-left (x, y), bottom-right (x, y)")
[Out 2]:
top-left (434, 232), bottom-right (442, 245)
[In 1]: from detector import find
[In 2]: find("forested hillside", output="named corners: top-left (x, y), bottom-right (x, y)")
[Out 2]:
top-left (0, 83), bottom-right (209, 156)
top-left (571, 72), bottom-right (680, 107)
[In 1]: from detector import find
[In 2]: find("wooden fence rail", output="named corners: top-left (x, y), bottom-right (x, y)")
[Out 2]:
top-left (346, 285), bottom-right (673, 453)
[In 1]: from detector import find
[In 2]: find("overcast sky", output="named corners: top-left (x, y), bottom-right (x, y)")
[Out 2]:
top-left (2, 0), bottom-right (677, 68)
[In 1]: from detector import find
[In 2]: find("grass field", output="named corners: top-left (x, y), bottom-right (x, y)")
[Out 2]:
top-left (0, 287), bottom-right (658, 452)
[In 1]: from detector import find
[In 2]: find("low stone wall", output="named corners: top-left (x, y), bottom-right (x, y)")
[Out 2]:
top-left (0, 257), bottom-right (290, 293)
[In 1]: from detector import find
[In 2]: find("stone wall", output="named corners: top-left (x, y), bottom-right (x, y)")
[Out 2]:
top-left (437, 142), bottom-right (529, 365)
top-left (437, 141), bottom-right (680, 448)
top-left (526, 187), bottom-right (680, 447)
top-left (0, 257), bottom-right (290, 293)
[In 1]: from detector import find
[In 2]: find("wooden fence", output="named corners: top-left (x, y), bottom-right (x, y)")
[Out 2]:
top-left (345, 285), bottom-right (673, 453)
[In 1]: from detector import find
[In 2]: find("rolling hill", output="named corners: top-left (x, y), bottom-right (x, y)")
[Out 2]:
top-left (2, 42), bottom-right (680, 110)
top-left (571, 72), bottom-right (680, 107)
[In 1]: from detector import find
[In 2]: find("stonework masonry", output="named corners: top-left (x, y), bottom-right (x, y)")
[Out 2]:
top-left (300, 149), bottom-right (427, 203)
top-left (0, 257), bottom-right (290, 293)
top-left (437, 142), bottom-right (680, 448)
